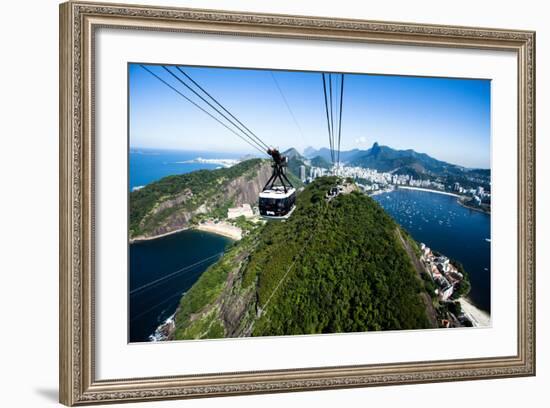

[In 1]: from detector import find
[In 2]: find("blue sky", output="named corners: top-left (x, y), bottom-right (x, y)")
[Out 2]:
top-left (129, 63), bottom-right (491, 168)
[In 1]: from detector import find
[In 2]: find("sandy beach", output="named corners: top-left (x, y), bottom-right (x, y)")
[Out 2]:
top-left (459, 297), bottom-right (491, 327)
top-left (196, 221), bottom-right (242, 240)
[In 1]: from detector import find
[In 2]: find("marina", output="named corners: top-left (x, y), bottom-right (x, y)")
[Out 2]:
top-left (373, 188), bottom-right (491, 313)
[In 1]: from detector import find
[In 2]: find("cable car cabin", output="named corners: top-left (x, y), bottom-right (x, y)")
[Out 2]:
top-left (259, 186), bottom-right (296, 219)
top-left (260, 147), bottom-right (296, 220)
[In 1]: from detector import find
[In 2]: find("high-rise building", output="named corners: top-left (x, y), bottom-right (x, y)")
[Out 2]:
top-left (300, 165), bottom-right (306, 181)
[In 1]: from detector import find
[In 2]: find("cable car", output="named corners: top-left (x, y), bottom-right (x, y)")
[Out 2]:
top-left (259, 148), bottom-right (296, 219)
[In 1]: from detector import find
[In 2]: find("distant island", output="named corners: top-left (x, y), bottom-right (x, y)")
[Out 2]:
top-left (176, 157), bottom-right (241, 168)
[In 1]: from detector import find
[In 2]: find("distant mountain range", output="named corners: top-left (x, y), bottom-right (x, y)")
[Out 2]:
top-left (303, 146), bottom-right (362, 164)
top-left (301, 142), bottom-right (489, 180)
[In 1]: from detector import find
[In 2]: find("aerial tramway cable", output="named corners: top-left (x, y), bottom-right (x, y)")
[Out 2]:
top-left (161, 66), bottom-right (269, 153)
top-left (142, 63), bottom-right (298, 219)
top-left (129, 251), bottom-right (224, 296)
top-left (322, 73), bottom-right (346, 167)
top-left (261, 71), bottom-right (346, 309)
top-left (140, 65), bottom-right (267, 156)
top-left (130, 290), bottom-right (185, 323)
top-left (173, 66), bottom-right (271, 152)
top-left (134, 68), bottom-right (349, 324)
top-left (321, 73), bottom-right (335, 164)
top-left (329, 74), bottom-right (335, 160)
top-left (270, 71), bottom-right (307, 146)
top-left (337, 74), bottom-right (345, 167)
top-left (132, 68), bottom-right (350, 324)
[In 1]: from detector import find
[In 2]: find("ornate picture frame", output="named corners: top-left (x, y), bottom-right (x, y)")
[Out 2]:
top-left (59, 1), bottom-right (535, 405)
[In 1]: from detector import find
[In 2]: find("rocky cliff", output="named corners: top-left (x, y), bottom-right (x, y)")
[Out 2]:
top-left (129, 159), bottom-right (272, 240)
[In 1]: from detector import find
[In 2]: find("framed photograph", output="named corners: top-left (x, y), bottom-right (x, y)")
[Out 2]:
top-left (59, 1), bottom-right (536, 405)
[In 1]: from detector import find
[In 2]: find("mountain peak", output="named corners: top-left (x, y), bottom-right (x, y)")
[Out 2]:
top-left (370, 141), bottom-right (381, 156)
top-left (283, 147), bottom-right (303, 160)
top-left (303, 146), bottom-right (317, 157)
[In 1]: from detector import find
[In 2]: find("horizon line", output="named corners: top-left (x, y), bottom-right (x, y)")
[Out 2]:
top-left (130, 144), bottom-right (490, 171)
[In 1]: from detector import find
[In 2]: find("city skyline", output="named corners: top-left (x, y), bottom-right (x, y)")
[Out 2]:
top-left (129, 64), bottom-right (491, 168)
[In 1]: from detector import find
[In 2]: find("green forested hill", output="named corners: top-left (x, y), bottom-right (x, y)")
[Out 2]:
top-left (172, 177), bottom-right (432, 339)
top-left (250, 177), bottom-right (430, 334)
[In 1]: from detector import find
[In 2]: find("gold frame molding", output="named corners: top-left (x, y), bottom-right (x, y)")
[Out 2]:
top-left (59, 1), bottom-right (536, 405)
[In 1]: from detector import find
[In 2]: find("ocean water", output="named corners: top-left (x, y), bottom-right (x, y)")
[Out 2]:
top-left (373, 189), bottom-right (491, 313)
top-left (129, 230), bottom-right (231, 343)
top-left (129, 148), bottom-right (242, 342)
top-left (129, 148), bottom-right (244, 191)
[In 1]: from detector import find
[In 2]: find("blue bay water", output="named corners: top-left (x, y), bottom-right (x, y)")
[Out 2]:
top-left (129, 148), bottom-right (244, 191)
top-left (129, 148), bottom-right (241, 342)
top-left (372, 189), bottom-right (491, 313)
top-left (129, 230), bottom-right (231, 342)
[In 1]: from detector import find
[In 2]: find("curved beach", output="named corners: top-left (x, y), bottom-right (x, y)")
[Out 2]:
top-left (196, 221), bottom-right (242, 240)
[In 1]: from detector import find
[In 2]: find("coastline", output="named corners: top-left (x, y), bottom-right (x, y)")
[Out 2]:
top-left (130, 226), bottom-right (190, 244)
top-left (458, 297), bottom-right (491, 327)
top-left (368, 188), bottom-right (394, 197)
top-left (456, 197), bottom-right (491, 215)
top-left (377, 186), bottom-right (490, 329)
top-left (395, 185), bottom-right (490, 215)
top-left (396, 185), bottom-right (461, 198)
top-left (130, 221), bottom-right (242, 244)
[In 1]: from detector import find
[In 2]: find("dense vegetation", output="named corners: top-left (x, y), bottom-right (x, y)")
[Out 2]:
top-left (285, 168), bottom-right (304, 188)
top-left (250, 177), bottom-right (431, 334)
top-left (173, 177), bottom-right (432, 339)
top-left (310, 155), bottom-right (332, 169)
top-left (172, 236), bottom-right (250, 339)
top-left (284, 148), bottom-right (308, 182)
top-left (449, 258), bottom-right (471, 300)
top-left (129, 159), bottom-right (265, 237)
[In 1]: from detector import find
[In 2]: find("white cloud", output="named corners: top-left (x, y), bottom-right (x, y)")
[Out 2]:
top-left (355, 136), bottom-right (367, 145)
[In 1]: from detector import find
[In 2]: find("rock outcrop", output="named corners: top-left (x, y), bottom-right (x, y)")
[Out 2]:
top-left (130, 159), bottom-right (272, 240)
